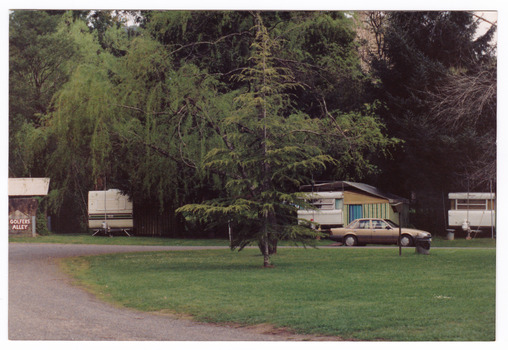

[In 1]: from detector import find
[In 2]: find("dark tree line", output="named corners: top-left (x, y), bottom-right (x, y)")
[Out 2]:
top-left (364, 11), bottom-right (496, 233)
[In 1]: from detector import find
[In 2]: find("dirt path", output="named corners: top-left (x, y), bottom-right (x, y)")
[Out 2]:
top-left (9, 243), bottom-right (320, 341)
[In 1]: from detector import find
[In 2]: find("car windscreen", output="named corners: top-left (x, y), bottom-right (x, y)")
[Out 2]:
top-left (384, 219), bottom-right (399, 228)
top-left (346, 220), bottom-right (359, 229)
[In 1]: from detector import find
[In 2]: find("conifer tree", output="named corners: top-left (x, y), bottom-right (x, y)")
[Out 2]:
top-left (178, 14), bottom-right (332, 267)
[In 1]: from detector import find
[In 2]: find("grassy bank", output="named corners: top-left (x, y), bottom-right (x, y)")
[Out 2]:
top-left (61, 247), bottom-right (495, 341)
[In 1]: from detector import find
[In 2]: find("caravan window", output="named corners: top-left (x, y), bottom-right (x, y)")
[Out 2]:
top-left (456, 199), bottom-right (488, 210)
top-left (310, 198), bottom-right (335, 210)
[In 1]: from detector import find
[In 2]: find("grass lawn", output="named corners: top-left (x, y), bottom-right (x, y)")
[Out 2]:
top-left (60, 247), bottom-right (496, 341)
top-left (9, 233), bottom-right (231, 246)
top-left (9, 233), bottom-right (497, 248)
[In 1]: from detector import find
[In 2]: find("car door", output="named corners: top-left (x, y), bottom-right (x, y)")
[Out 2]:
top-left (371, 219), bottom-right (393, 244)
top-left (355, 219), bottom-right (372, 244)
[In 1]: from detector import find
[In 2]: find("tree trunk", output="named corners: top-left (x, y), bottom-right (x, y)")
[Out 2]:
top-left (269, 238), bottom-right (278, 254)
top-left (259, 209), bottom-right (278, 267)
top-left (258, 237), bottom-right (278, 257)
top-left (259, 238), bottom-right (272, 267)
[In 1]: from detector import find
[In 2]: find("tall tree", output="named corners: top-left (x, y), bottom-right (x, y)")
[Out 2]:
top-left (9, 10), bottom-right (76, 176)
top-left (177, 13), bottom-right (395, 266)
top-left (428, 61), bottom-right (496, 189)
top-left (178, 14), bottom-right (333, 266)
top-left (369, 11), bottom-right (496, 233)
top-left (19, 12), bottom-right (131, 231)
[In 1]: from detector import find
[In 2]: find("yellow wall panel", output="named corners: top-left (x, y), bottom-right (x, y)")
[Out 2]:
top-left (344, 191), bottom-right (389, 205)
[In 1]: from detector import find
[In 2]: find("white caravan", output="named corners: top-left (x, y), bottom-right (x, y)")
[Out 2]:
top-left (448, 192), bottom-right (495, 234)
top-left (297, 191), bottom-right (344, 229)
top-left (88, 189), bottom-right (133, 235)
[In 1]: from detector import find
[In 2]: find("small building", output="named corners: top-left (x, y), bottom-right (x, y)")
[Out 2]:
top-left (8, 178), bottom-right (50, 236)
top-left (448, 192), bottom-right (496, 233)
top-left (298, 181), bottom-right (409, 229)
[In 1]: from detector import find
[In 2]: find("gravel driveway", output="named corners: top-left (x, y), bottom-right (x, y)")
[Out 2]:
top-left (8, 243), bottom-right (304, 341)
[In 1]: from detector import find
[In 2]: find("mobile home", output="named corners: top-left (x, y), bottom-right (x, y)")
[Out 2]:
top-left (448, 192), bottom-right (495, 233)
top-left (298, 181), bottom-right (409, 229)
top-left (88, 189), bottom-right (133, 235)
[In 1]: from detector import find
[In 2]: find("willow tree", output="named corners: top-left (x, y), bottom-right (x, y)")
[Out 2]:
top-left (9, 10), bottom-right (77, 177)
top-left (178, 14), bottom-right (333, 267)
top-left (21, 13), bottom-right (127, 231)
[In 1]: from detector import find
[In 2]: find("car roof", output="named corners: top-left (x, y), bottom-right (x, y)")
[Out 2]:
top-left (354, 218), bottom-right (388, 220)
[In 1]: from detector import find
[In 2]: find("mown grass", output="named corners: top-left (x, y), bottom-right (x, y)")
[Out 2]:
top-left (61, 247), bottom-right (495, 341)
top-left (9, 233), bottom-right (230, 246)
top-left (9, 233), bottom-right (496, 248)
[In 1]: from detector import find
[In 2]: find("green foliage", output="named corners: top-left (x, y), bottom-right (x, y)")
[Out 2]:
top-left (273, 12), bottom-right (368, 114)
top-left (114, 44), bottom-right (229, 210)
top-left (142, 11), bottom-right (253, 75)
top-left (44, 62), bottom-right (118, 188)
top-left (9, 10), bottom-right (77, 177)
top-left (9, 11), bottom-right (76, 124)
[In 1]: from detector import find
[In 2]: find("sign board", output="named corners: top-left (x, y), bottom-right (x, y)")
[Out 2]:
top-left (9, 211), bottom-right (32, 232)
top-left (8, 198), bottom-right (38, 236)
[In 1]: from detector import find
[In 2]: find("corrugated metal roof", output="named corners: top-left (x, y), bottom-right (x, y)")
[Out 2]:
top-left (8, 178), bottom-right (50, 196)
top-left (300, 181), bottom-right (408, 204)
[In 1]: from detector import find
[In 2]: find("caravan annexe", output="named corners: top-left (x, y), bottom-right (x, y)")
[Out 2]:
top-left (297, 182), bottom-right (408, 230)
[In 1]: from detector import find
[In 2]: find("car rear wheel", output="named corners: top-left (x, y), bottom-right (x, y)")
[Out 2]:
top-left (399, 234), bottom-right (413, 247)
top-left (343, 235), bottom-right (358, 247)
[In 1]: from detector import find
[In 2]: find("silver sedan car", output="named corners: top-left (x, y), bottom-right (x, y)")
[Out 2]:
top-left (329, 218), bottom-right (432, 247)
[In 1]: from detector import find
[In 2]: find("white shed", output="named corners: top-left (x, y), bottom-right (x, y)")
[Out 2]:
top-left (8, 178), bottom-right (50, 236)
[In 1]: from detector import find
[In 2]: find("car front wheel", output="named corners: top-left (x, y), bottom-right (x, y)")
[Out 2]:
top-left (343, 235), bottom-right (358, 247)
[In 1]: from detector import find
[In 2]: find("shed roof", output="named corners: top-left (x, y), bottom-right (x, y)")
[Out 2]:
top-left (300, 181), bottom-right (408, 205)
top-left (8, 178), bottom-right (50, 196)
